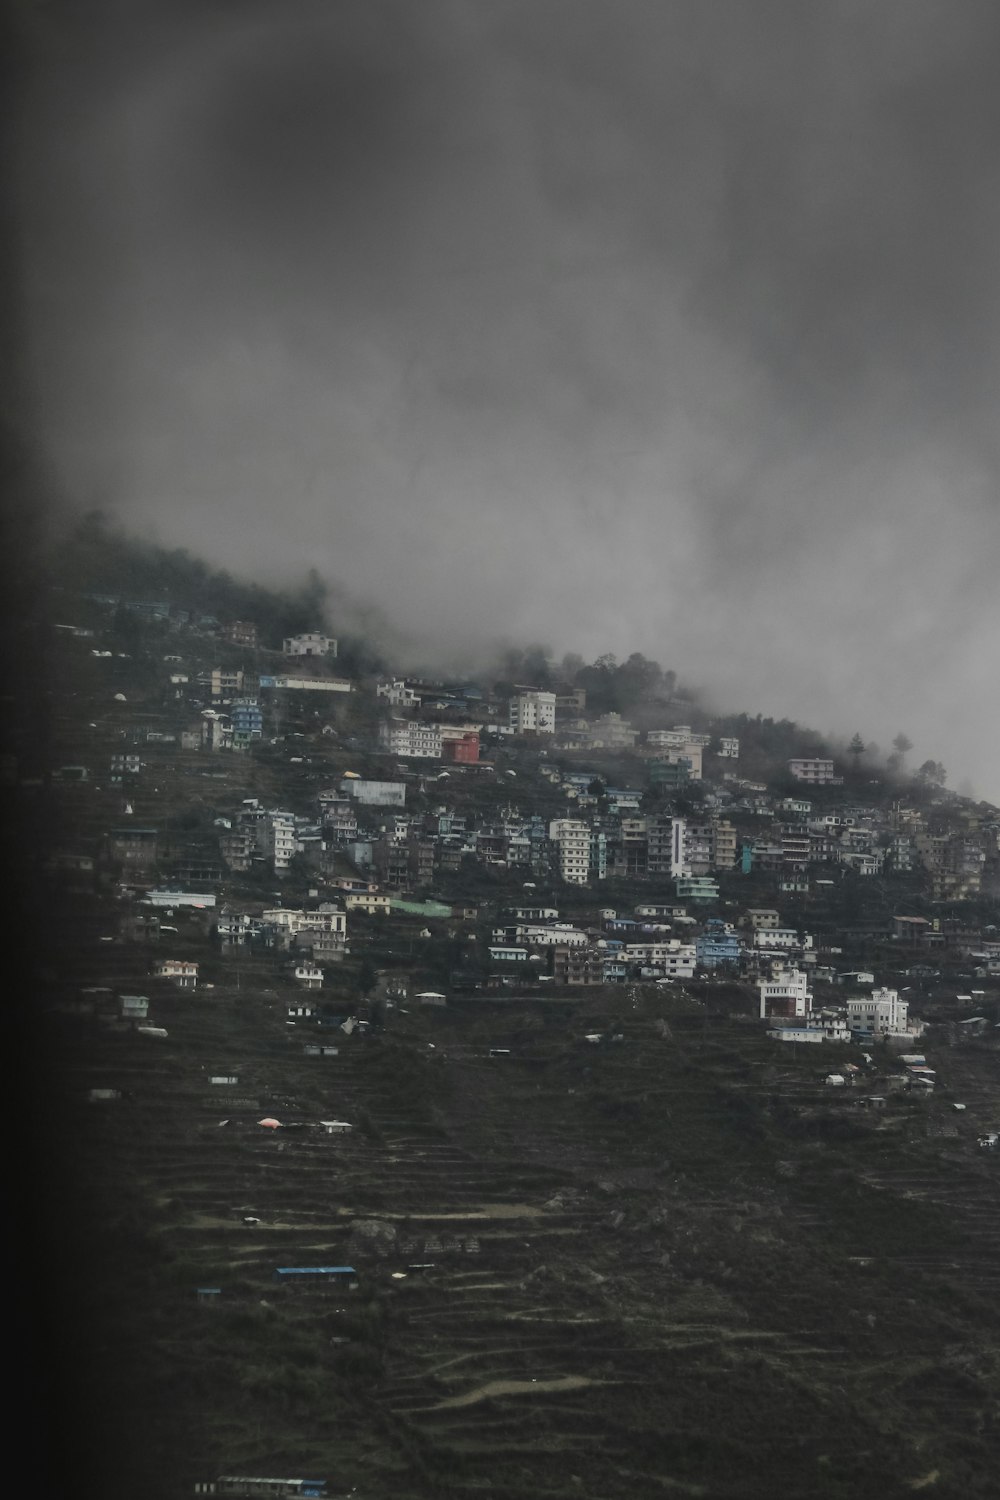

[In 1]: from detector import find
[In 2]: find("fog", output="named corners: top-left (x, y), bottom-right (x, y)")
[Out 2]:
top-left (13, 0), bottom-right (1000, 800)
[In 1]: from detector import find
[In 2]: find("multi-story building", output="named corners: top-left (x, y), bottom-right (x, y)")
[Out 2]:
top-left (758, 968), bottom-right (812, 1019)
top-left (441, 731), bottom-right (480, 763)
top-left (649, 757), bottom-right (694, 792)
top-left (221, 620), bottom-right (258, 648)
top-left (712, 819), bottom-right (739, 870)
top-left (509, 690), bottom-right (556, 735)
top-left (549, 819), bottom-right (591, 885)
top-left (155, 959), bottom-right (198, 989)
top-left (283, 632), bottom-right (336, 657)
top-left (696, 920), bottom-right (742, 970)
top-left (788, 758), bottom-right (837, 784)
top-left (378, 719), bottom-right (443, 759)
top-left (376, 679), bottom-right (420, 709)
top-left (716, 737), bottom-right (740, 758)
top-left (266, 811), bottom-right (297, 872)
top-left (230, 699), bottom-right (263, 750)
top-left (675, 875), bottom-right (719, 902)
top-left (551, 945), bottom-right (605, 985)
top-left (846, 988), bottom-right (909, 1038)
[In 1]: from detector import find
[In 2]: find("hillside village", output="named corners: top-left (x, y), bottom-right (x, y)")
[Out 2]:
top-left (11, 524), bottom-right (1000, 1500)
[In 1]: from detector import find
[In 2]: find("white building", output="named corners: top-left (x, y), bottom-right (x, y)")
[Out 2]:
top-left (753, 928), bottom-right (803, 951)
top-left (283, 632), bottom-right (337, 657)
top-left (266, 811), bottom-right (297, 871)
top-left (647, 725), bottom-right (711, 750)
top-left (758, 968), bottom-right (812, 1019)
top-left (548, 819), bottom-right (591, 884)
top-left (510, 691), bottom-right (556, 735)
top-left (788, 758), bottom-right (837, 784)
top-left (378, 719), bottom-right (443, 759)
top-left (376, 679), bottom-right (420, 708)
top-left (292, 962), bottom-right (324, 989)
top-left (155, 959), bottom-right (198, 989)
top-left (717, 737), bottom-right (740, 758)
top-left (263, 904), bottom-right (346, 938)
top-left (846, 988), bottom-right (909, 1037)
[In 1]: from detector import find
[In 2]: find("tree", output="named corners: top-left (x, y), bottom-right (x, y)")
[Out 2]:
top-left (892, 733), bottom-right (913, 758)
top-left (848, 733), bottom-right (865, 761)
top-left (917, 760), bottom-right (947, 787)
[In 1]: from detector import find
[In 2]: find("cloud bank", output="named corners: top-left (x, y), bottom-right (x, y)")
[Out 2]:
top-left (14, 0), bottom-right (1000, 797)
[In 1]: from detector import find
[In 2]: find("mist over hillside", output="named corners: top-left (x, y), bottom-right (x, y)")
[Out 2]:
top-left (11, 0), bottom-right (1000, 796)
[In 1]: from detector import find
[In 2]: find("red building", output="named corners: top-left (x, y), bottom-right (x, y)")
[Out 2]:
top-left (443, 732), bottom-right (479, 764)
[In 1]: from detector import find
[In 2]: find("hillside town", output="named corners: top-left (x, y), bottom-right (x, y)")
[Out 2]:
top-left (12, 537), bottom-right (999, 1500)
top-left (26, 548), bottom-right (1000, 1111)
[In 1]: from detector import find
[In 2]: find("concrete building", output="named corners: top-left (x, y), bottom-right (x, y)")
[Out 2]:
top-left (510, 690), bottom-right (556, 735)
top-left (283, 632), bottom-right (336, 657)
top-left (846, 988), bottom-right (909, 1039)
top-left (788, 758), bottom-right (837, 784)
top-left (549, 819), bottom-right (591, 885)
top-left (758, 968), bottom-right (812, 1019)
top-left (155, 959), bottom-right (198, 989)
top-left (378, 719), bottom-right (443, 759)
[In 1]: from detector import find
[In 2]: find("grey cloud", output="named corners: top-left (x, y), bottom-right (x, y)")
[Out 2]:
top-left (13, 0), bottom-right (1000, 797)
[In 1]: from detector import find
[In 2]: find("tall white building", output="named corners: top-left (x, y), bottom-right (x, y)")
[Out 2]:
top-left (510, 691), bottom-right (556, 735)
top-left (266, 811), bottom-right (297, 872)
top-left (548, 819), bottom-right (591, 884)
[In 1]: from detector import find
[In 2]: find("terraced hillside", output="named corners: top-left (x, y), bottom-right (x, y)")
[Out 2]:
top-left (29, 981), bottom-right (1000, 1500)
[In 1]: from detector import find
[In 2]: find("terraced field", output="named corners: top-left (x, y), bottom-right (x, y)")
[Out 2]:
top-left (29, 971), bottom-right (1000, 1500)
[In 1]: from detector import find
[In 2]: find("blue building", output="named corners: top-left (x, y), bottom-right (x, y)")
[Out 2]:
top-left (695, 919), bottom-right (742, 970)
top-left (230, 698), bottom-right (263, 749)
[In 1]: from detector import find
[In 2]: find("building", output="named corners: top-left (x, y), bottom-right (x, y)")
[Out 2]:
top-left (716, 737), bottom-right (740, 758)
top-left (378, 719), bottom-right (443, 759)
top-left (846, 988), bottom-right (909, 1039)
top-left (548, 819), bottom-right (591, 885)
top-left (283, 633), bottom-right (337, 657)
top-left (257, 676), bottom-right (351, 693)
top-left (155, 959), bottom-right (198, 989)
top-left (675, 875), bottom-right (719, 902)
top-left (230, 699), bottom-right (263, 750)
top-left (758, 968), bottom-right (812, 1019)
top-left (695, 920), bottom-right (742, 970)
top-left (509, 690), bottom-right (556, 735)
top-left (788, 758), bottom-right (837, 784)
top-left (266, 812), bottom-right (297, 872)
top-left (376, 679), bottom-right (420, 708)
top-left (337, 779), bottom-right (406, 807)
top-left (441, 731), bottom-right (480, 763)
top-left (221, 620), bottom-right (258, 648)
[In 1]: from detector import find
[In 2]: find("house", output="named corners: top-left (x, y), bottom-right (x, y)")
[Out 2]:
top-left (119, 994), bottom-right (149, 1021)
top-left (292, 962), bottom-right (323, 990)
top-left (283, 632), bottom-right (337, 657)
top-left (377, 679), bottom-right (421, 708)
top-left (155, 959), bottom-right (198, 989)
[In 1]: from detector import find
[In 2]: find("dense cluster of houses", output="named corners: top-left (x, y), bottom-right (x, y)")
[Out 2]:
top-left (58, 609), bottom-right (1000, 1049)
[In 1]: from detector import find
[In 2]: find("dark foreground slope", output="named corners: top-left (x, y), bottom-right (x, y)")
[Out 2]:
top-left (30, 978), bottom-right (1000, 1500)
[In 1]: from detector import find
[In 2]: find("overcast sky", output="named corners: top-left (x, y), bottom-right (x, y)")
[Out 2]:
top-left (14, 0), bottom-right (1000, 799)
